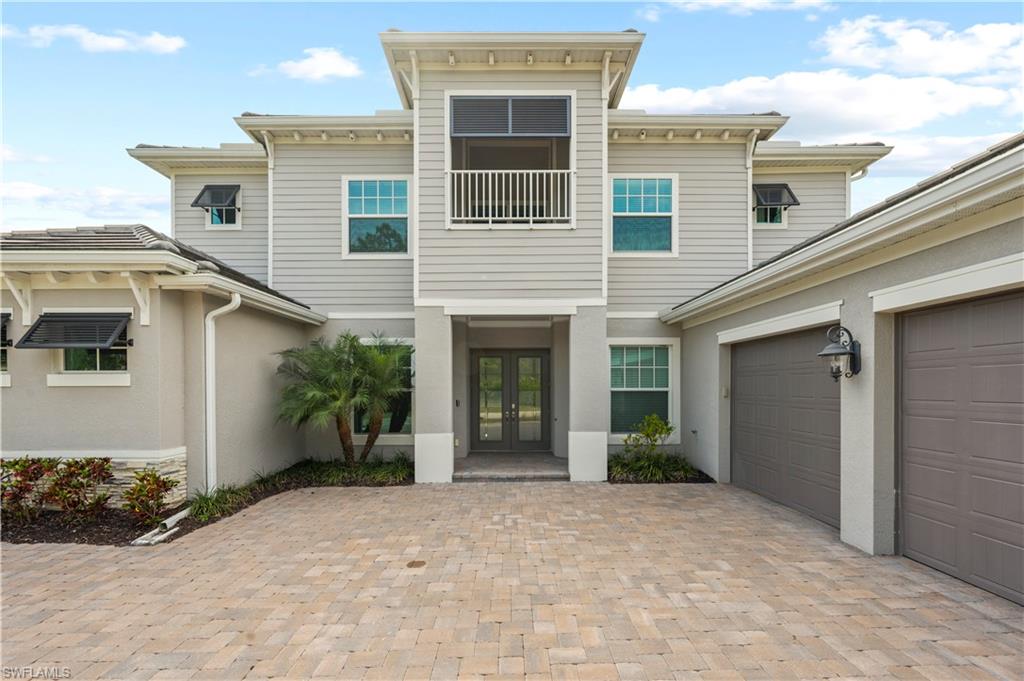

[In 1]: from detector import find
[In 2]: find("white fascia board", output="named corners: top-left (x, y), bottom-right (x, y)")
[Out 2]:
top-left (608, 113), bottom-right (788, 134)
top-left (0, 251), bottom-right (199, 275)
top-left (379, 31), bottom-right (646, 50)
top-left (869, 253), bottom-right (1024, 312)
top-left (659, 146), bottom-right (1024, 324)
top-left (235, 113), bottom-right (413, 131)
top-left (154, 273), bottom-right (325, 325)
top-left (716, 300), bottom-right (843, 345)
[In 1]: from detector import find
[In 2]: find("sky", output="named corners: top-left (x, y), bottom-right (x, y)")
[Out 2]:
top-left (2, 1), bottom-right (1021, 233)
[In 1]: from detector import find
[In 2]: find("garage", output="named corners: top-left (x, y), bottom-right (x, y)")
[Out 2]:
top-left (731, 326), bottom-right (841, 528)
top-left (899, 291), bottom-right (1024, 605)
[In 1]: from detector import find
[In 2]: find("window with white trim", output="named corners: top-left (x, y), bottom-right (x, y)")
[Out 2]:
top-left (611, 176), bottom-right (676, 254)
top-left (752, 183), bottom-right (798, 230)
top-left (344, 179), bottom-right (410, 255)
top-left (193, 184), bottom-right (242, 230)
top-left (610, 344), bottom-right (670, 433)
top-left (62, 331), bottom-right (129, 373)
top-left (354, 343), bottom-right (413, 435)
top-left (754, 205), bottom-right (786, 227)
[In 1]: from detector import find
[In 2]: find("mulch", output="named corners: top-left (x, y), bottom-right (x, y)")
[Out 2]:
top-left (1, 505), bottom-right (185, 546)
top-left (608, 470), bottom-right (716, 484)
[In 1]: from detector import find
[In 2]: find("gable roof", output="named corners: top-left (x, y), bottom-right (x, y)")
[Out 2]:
top-left (0, 224), bottom-right (310, 311)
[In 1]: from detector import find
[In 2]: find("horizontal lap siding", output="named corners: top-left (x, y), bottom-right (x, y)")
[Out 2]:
top-left (272, 145), bottom-right (414, 312)
top-left (753, 171), bottom-right (847, 265)
top-left (174, 174), bottom-right (269, 283)
top-left (608, 143), bottom-right (748, 311)
top-left (418, 70), bottom-right (604, 300)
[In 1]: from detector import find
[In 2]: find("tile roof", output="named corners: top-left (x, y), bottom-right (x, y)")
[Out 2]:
top-left (1, 224), bottom-right (310, 310)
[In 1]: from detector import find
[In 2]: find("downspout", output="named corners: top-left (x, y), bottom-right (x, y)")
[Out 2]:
top-left (261, 131), bottom-right (275, 288)
top-left (745, 129), bottom-right (760, 270)
top-left (204, 292), bottom-right (241, 491)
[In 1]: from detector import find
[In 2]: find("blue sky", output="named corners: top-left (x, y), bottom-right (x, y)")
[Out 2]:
top-left (2, 1), bottom-right (1021, 232)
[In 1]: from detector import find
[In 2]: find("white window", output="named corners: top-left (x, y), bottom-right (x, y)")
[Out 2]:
top-left (752, 183), bottom-right (799, 230)
top-left (608, 337), bottom-right (681, 444)
top-left (754, 205), bottom-right (787, 228)
top-left (610, 175), bottom-right (678, 256)
top-left (342, 176), bottom-right (411, 258)
top-left (353, 339), bottom-right (414, 445)
top-left (62, 340), bottom-right (129, 373)
top-left (193, 184), bottom-right (242, 231)
top-left (207, 206), bottom-right (241, 229)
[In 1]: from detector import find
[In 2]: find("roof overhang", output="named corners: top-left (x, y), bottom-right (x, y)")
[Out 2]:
top-left (608, 112), bottom-right (786, 143)
top-left (753, 143), bottom-right (892, 173)
top-left (235, 112), bottom-right (415, 145)
top-left (380, 30), bottom-right (645, 109)
top-left (127, 145), bottom-right (267, 177)
top-left (659, 136), bottom-right (1024, 327)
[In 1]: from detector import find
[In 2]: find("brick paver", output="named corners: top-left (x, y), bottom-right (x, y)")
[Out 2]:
top-left (2, 483), bottom-right (1021, 680)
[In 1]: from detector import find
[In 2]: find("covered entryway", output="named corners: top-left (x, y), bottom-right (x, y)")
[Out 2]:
top-left (899, 291), bottom-right (1024, 605)
top-left (470, 349), bottom-right (550, 452)
top-left (731, 326), bottom-right (841, 528)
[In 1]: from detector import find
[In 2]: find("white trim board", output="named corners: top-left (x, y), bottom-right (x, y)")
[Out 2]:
top-left (327, 311), bottom-right (416, 320)
top-left (0, 446), bottom-right (187, 461)
top-left (607, 310), bottom-right (661, 319)
top-left (870, 253), bottom-right (1024, 312)
top-left (46, 373), bottom-right (132, 387)
top-left (717, 300), bottom-right (843, 345)
top-left (607, 336), bottom-right (682, 446)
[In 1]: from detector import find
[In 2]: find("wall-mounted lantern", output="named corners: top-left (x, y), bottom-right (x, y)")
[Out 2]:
top-left (817, 325), bottom-right (860, 382)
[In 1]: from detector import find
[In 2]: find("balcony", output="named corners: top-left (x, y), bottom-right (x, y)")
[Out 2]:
top-left (448, 169), bottom-right (574, 228)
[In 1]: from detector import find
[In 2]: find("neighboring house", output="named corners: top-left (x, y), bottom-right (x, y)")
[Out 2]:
top-left (1, 30), bottom-right (1021, 602)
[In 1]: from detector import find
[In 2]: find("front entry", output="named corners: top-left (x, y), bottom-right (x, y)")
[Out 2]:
top-left (470, 349), bottom-right (550, 451)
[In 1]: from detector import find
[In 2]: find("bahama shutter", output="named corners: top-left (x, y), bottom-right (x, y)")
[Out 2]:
top-left (451, 96), bottom-right (570, 137)
top-left (752, 183), bottom-right (800, 208)
top-left (16, 312), bottom-right (131, 349)
top-left (191, 185), bottom-right (240, 209)
top-left (0, 312), bottom-right (9, 347)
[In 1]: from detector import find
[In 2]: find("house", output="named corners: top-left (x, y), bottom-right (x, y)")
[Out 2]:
top-left (1, 31), bottom-right (1020, 602)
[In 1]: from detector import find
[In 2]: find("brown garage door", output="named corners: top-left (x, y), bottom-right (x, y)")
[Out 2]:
top-left (900, 291), bottom-right (1024, 605)
top-left (731, 326), bottom-right (841, 527)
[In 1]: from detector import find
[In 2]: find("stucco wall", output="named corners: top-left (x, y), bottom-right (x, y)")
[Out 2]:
top-left (678, 212), bottom-right (1023, 554)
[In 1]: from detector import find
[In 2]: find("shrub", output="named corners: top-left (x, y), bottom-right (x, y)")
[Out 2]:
top-left (608, 451), bottom-right (698, 483)
top-left (43, 458), bottom-right (113, 520)
top-left (622, 414), bottom-right (675, 458)
top-left (1, 457), bottom-right (59, 520)
top-left (122, 470), bottom-right (180, 526)
top-left (190, 486), bottom-right (253, 522)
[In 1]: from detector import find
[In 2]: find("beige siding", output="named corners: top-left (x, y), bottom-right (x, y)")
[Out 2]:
top-left (417, 70), bottom-right (604, 300)
top-left (173, 174), bottom-right (269, 283)
top-left (753, 171), bottom-right (848, 265)
top-left (608, 143), bottom-right (749, 310)
top-left (272, 144), bottom-right (414, 312)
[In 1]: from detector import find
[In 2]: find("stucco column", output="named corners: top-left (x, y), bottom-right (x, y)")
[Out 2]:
top-left (568, 305), bottom-right (609, 481)
top-left (414, 306), bottom-right (454, 482)
top-left (840, 299), bottom-right (897, 555)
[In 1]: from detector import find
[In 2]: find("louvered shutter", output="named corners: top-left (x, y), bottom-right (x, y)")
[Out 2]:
top-left (16, 313), bottom-right (131, 349)
top-left (451, 98), bottom-right (510, 136)
top-left (510, 97), bottom-right (570, 136)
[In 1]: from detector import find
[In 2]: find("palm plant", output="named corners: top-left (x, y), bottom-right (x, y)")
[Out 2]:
top-left (277, 333), bottom-right (362, 466)
top-left (352, 338), bottom-right (412, 461)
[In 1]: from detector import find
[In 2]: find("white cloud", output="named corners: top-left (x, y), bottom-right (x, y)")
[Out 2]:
top-left (3, 23), bottom-right (185, 54)
top-left (818, 15), bottom-right (1023, 76)
top-left (1, 182), bottom-right (168, 225)
top-left (867, 132), bottom-right (1016, 176)
top-left (1, 144), bottom-right (51, 163)
top-left (667, 0), bottom-right (831, 15)
top-left (621, 69), bottom-right (1010, 138)
top-left (272, 47), bottom-right (363, 82)
top-left (637, 5), bottom-right (663, 22)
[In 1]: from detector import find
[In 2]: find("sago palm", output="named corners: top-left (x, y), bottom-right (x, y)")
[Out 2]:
top-left (352, 338), bottom-right (412, 462)
top-left (276, 333), bottom-right (362, 466)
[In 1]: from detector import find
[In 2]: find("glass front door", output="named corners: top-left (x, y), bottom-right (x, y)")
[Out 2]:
top-left (471, 350), bottom-right (550, 451)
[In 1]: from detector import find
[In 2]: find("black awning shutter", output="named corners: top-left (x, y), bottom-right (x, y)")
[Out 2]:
top-left (191, 185), bottom-right (240, 209)
top-left (16, 313), bottom-right (130, 349)
top-left (510, 97), bottom-right (570, 136)
top-left (451, 96), bottom-right (571, 137)
top-left (451, 97), bottom-right (511, 136)
top-left (1, 312), bottom-right (9, 347)
top-left (753, 183), bottom-right (800, 208)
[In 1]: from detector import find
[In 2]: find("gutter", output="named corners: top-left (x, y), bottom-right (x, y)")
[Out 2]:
top-left (153, 273), bottom-right (325, 324)
top-left (204, 292), bottom-right (241, 491)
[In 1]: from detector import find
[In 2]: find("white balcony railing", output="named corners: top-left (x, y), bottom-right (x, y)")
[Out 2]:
top-left (448, 169), bottom-right (574, 227)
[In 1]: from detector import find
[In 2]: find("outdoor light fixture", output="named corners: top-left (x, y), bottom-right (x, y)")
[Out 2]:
top-left (817, 325), bottom-right (860, 381)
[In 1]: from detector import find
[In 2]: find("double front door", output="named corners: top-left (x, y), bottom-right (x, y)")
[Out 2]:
top-left (470, 350), bottom-right (550, 451)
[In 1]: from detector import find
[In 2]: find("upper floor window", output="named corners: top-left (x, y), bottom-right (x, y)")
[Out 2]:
top-left (343, 178), bottom-right (410, 257)
top-left (753, 183), bottom-right (799, 230)
top-left (610, 176), bottom-right (677, 255)
top-left (450, 96), bottom-right (571, 137)
top-left (192, 184), bottom-right (241, 230)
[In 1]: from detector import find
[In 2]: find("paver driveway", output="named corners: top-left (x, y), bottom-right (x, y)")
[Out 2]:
top-left (2, 483), bottom-right (1022, 680)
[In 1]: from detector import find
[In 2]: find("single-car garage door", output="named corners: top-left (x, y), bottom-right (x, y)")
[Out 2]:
top-left (900, 291), bottom-right (1023, 605)
top-left (731, 326), bottom-right (841, 527)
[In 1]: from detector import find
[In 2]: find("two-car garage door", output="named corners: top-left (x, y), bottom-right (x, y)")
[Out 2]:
top-left (731, 326), bottom-right (841, 528)
top-left (899, 292), bottom-right (1023, 605)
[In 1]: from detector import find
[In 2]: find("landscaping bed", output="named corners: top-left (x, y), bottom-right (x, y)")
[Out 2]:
top-left (2, 456), bottom-right (413, 547)
top-left (608, 452), bottom-right (715, 484)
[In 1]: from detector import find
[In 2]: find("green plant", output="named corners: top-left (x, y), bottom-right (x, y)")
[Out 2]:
top-left (622, 413), bottom-right (675, 458)
top-left (277, 333), bottom-right (413, 466)
top-left (1, 457), bottom-right (59, 520)
top-left (122, 470), bottom-right (180, 526)
top-left (277, 333), bottom-right (363, 465)
top-left (189, 485), bottom-right (253, 522)
top-left (43, 458), bottom-right (113, 520)
top-left (608, 451), bottom-right (698, 483)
